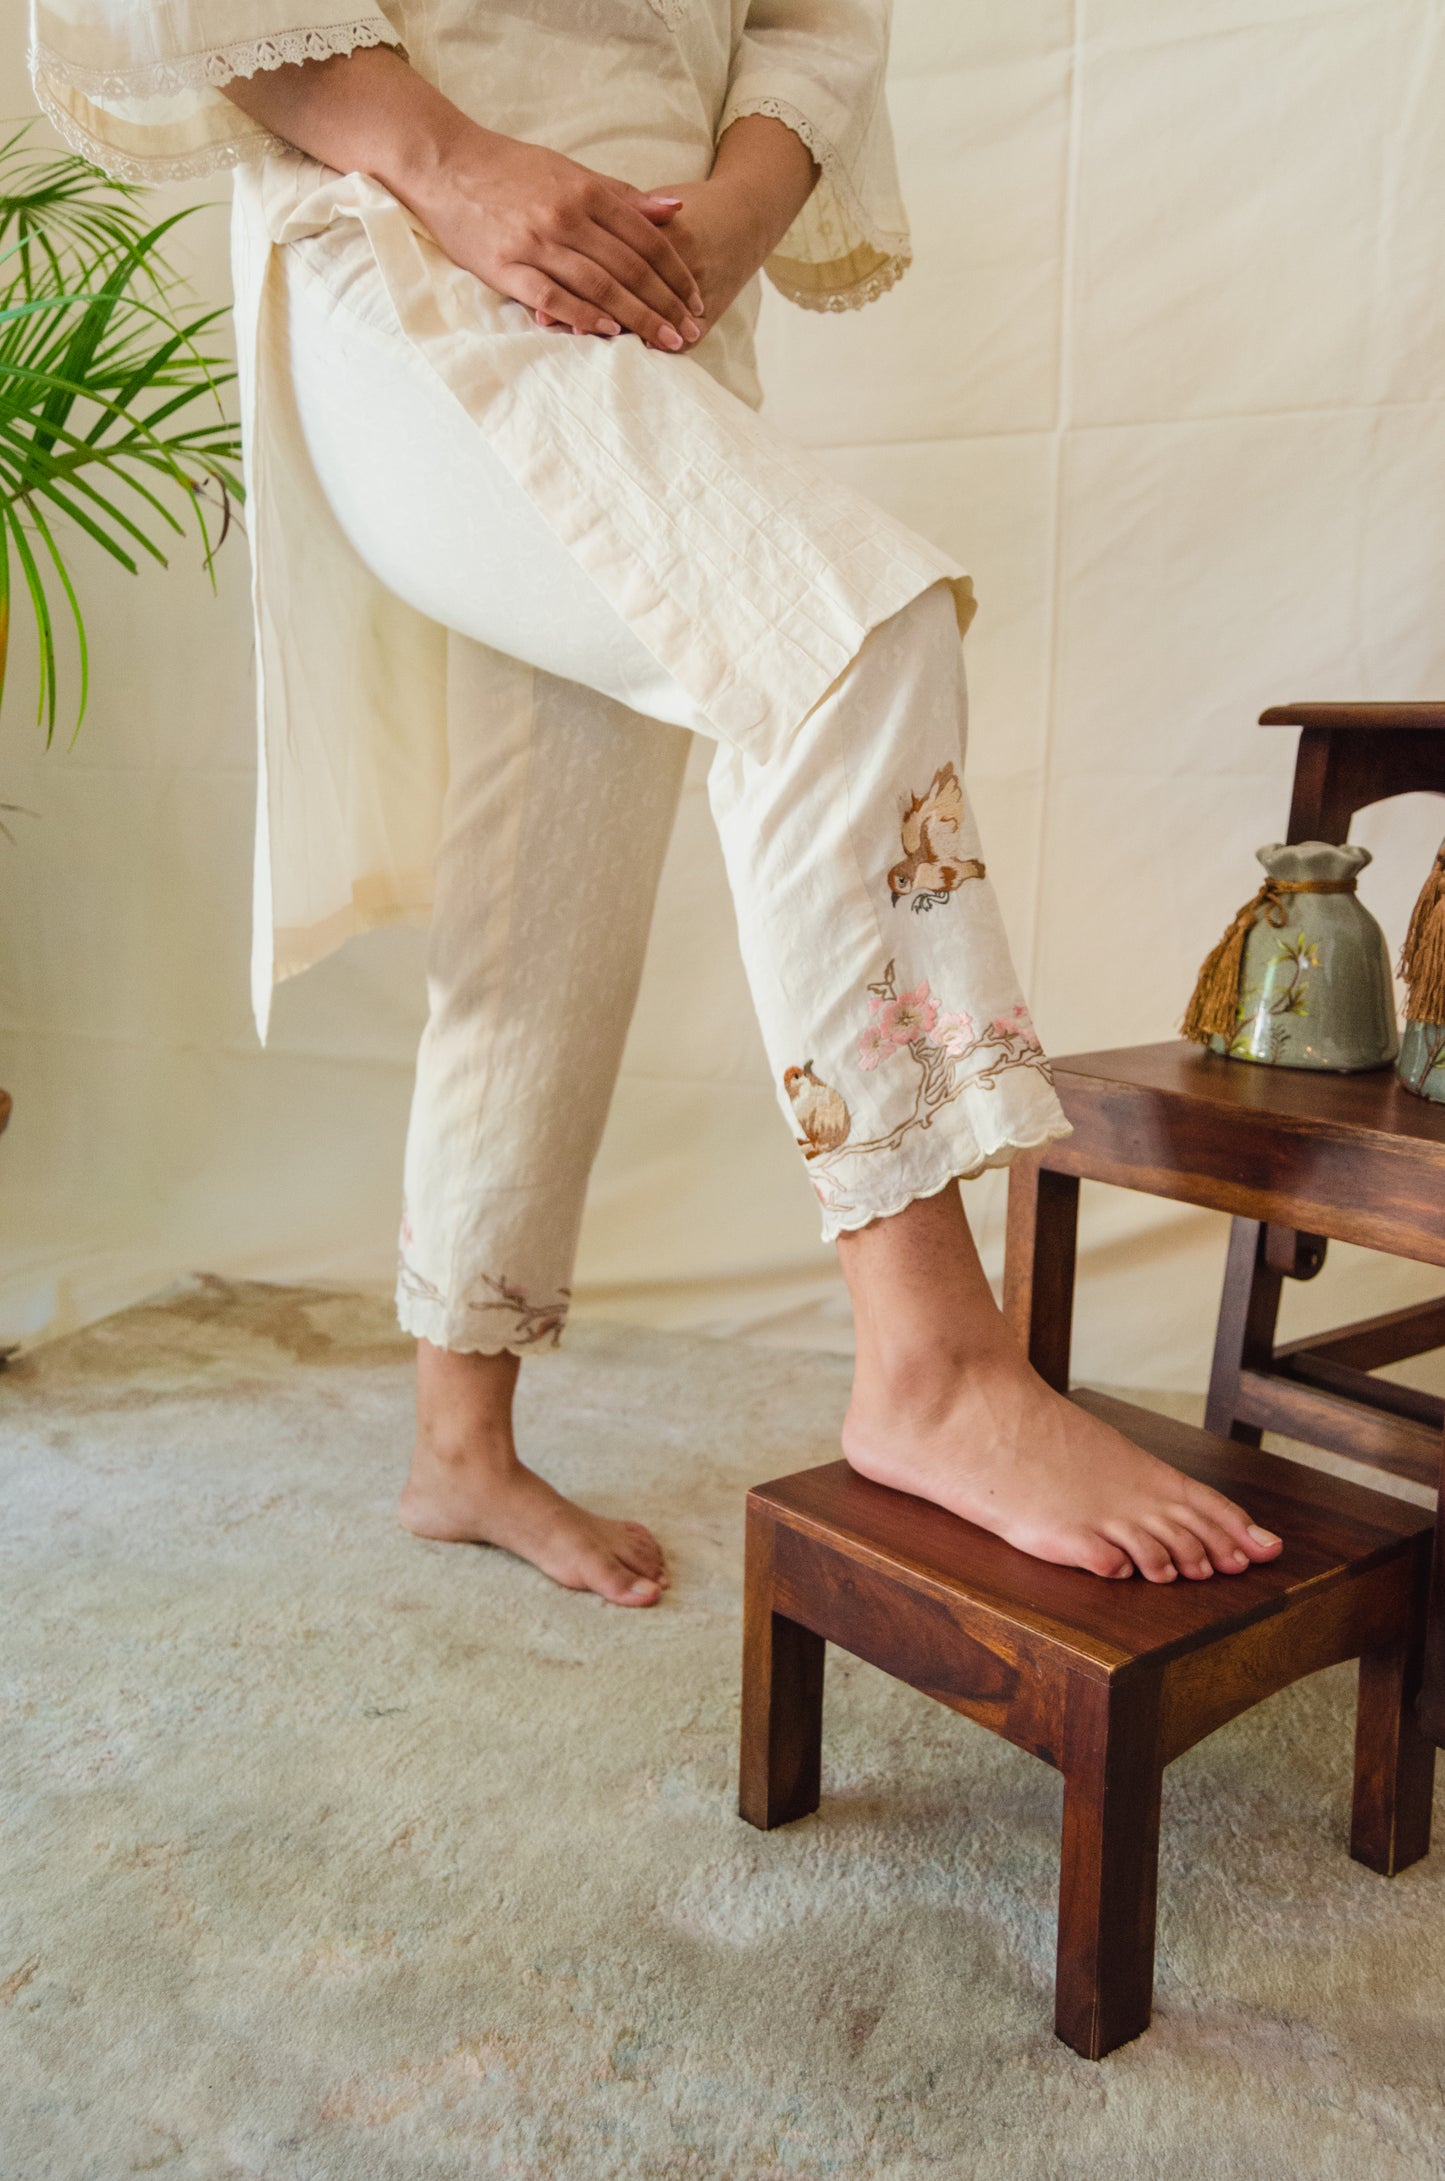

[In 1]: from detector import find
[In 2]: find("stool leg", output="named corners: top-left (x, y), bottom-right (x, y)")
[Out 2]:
top-left (1352, 1546), bottom-right (1435, 1874)
top-left (1055, 1674), bottom-right (1163, 2060)
top-left (1205, 1218), bottom-right (1281, 1444)
top-left (1003, 1158), bottom-right (1079, 1393)
top-left (739, 1505), bottom-right (824, 1830)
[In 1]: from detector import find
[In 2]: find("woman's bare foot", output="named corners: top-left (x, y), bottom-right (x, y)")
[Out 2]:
top-left (838, 1185), bottom-right (1284, 1584)
top-left (843, 1349), bottom-right (1281, 1582)
top-left (401, 1340), bottom-right (667, 1607)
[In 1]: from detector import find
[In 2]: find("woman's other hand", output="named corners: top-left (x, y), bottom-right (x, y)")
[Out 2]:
top-left (546, 114), bottom-right (817, 342)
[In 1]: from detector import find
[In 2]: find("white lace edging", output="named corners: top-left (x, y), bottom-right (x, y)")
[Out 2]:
top-left (724, 93), bottom-right (912, 313)
top-left (31, 78), bottom-right (277, 182)
top-left (818, 1117), bottom-right (1075, 1243)
top-left (30, 21), bottom-right (398, 103)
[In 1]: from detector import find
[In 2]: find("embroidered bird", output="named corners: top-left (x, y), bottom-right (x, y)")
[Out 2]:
top-left (888, 760), bottom-right (985, 910)
top-left (783, 1061), bottom-right (852, 1159)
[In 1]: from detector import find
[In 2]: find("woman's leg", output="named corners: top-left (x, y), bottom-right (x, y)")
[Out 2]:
top-left (393, 645), bottom-right (691, 1604)
top-left (709, 586), bottom-right (1284, 1582)
top-left (287, 249), bottom-right (1281, 1588)
top-left (285, 261), bottom-right (708, 1603)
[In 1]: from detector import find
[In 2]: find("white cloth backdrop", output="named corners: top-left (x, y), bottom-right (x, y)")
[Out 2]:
top-left (5, 1), bottom-right (1445, 1391)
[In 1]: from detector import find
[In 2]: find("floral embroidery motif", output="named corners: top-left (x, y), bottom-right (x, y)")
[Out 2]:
top-left (888, 762), bottom-right (986, 912)
top-left (788, 963), bottom-right (1053, 1219)
top-left (396, 1206), bottom-right (569, 1347)
top-left (783, 1062), bottom-right (853, 1158)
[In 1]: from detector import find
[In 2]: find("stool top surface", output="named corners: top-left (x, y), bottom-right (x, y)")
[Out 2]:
top-left (750, 1392), bottom-right (1431, 1676)
top-left (1260, 701), bottom-right (1445, 731)
top-left (1053, 1041), bottom-right (1445, 1152)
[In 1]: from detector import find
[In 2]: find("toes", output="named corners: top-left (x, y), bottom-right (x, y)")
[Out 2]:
top-left (597, 1554), bottom-right (661, 1607)
top-left (1081, 1541), bottom-right (1134, 1580)
top-left (617, 1523), bottom-right (668, 1585)
top-left (1104, 1523), bottom-right (1178, 1583)
top-left (1189, 1486), bottom-right (1283, 1563)
top-left (1148, 1517), bottom-right (1217, 1580)
top-left (1165, 1503), bottom-right (1248, 1574)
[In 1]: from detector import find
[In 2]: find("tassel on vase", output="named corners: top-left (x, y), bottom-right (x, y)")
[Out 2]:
top-left (1398, 845), bottom-right (1445, 1026)
top-left (1395, 842), bottom-right (1445, 1100)
top-left (1180, 882), bottom-right (1282, 1046)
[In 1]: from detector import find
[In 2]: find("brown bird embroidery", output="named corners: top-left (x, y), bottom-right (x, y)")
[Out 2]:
top-left (888, 760), bottom-right (986, 911)
top-left (783, 1061), bottom-right (852, 1159)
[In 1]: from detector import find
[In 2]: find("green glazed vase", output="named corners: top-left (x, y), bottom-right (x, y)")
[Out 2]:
top-left (1208, 841), bottom-right (1398, 1072)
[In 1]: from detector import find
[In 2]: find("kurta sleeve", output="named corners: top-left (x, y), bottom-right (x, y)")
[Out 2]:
top-left (717, 0), bottom-right (908, 313)
top-left (27, 1), bottom-right (405, 182)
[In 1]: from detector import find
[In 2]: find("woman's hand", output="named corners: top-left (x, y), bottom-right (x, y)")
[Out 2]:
top-left (537, 114), bottom-right (818, 338)
top-left (222, 46), bottom-right (706, 349)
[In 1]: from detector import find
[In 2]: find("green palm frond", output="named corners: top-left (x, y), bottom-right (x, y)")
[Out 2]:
top-left (0, 121), bottom-right (244, 741)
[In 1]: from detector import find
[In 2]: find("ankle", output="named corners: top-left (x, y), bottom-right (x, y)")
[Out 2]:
top-left (851, 1331), bottom-right (1027, 1421)
top-left (411, 1414), bottom-right (520, 1477)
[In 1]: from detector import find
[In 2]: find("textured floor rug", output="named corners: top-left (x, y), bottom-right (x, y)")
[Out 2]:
top-left (4, 1280), bottom-right (1444, 2181)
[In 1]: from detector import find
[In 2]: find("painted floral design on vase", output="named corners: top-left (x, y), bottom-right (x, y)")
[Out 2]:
top-left (1204, 842), bottom-right (1397, 1072)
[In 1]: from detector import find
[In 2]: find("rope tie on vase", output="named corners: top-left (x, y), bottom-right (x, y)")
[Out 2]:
top-left (1398, 845), bottom-right (1445, 1026)
top-left (1180, 877), bottom-right (1358, 1046)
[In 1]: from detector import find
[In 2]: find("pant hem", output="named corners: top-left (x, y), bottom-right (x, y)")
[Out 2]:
top-left (818, 1117), bottom-right (1075, 1243)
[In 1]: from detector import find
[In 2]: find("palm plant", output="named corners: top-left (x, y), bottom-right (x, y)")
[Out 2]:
top-left (0, 123), bottom-right (244, 741)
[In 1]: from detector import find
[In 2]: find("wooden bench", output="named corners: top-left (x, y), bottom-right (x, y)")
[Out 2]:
top-left (739, 1394), bottom-right (1434, 2059)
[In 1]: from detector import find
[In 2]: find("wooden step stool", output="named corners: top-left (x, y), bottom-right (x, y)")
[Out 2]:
top-left (739, 1395), bottom-right (1434, 2059)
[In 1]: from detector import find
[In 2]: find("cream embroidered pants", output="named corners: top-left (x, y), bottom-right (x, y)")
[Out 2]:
top-left (285, 253), bottom-right (1069, 1357)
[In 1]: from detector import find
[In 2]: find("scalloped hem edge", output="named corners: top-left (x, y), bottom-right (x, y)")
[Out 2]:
top-left (819, 1117), bottom-right (1075, 1243)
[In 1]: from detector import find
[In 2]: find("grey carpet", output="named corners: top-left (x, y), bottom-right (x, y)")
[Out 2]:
top-left (3, 1280), bottom-right (1443, 2179)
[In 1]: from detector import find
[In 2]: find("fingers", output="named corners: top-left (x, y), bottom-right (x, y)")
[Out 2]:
top-left (581, 227), bottom-right (707, 344)
top-left (511, 267), bottom-right (623, 340)
top-left (545, 242), bottom-right (701, 350)
top-left (596, 195), bottom-right (705, 320)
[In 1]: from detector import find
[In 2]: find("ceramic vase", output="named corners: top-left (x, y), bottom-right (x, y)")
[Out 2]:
top-left (1208, 841), bottom-right (1397, 1072)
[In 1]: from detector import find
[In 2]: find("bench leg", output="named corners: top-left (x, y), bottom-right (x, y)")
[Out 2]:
top-left (739, 1505), bottom-right (824, 1830)
top-left (1352, 1547), bottom-right (1435, 1873)
top-left (1055, 1675), bottom-right (1163, 2060)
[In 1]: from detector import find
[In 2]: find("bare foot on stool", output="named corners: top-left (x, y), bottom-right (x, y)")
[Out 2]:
top-left (839, 1186), bottom-right (1283, 1584)
top-left (400, 1341), bottom-right (668, 1607)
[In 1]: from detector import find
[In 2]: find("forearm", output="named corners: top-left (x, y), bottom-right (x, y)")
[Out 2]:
top-left (220, 48), bottom-right (705, 347)
top-left (707, 113), bottom-right (818, 262)
top-left (221, 45), bottom-right (488, 232)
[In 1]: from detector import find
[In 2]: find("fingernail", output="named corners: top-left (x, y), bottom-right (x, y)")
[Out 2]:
top-left (656, 325), bottom-right (684, 351)
top-left (1248, 1525), bottom-right (1281, 1547)
top-left (598, 315), bottom-right (622, 337)
top-left (651, 195), bottom-right (684, 207)
top-left (680, 317), bottom-right (702, 342)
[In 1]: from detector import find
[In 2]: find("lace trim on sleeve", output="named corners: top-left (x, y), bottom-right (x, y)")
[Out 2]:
top-left (725, 93), bottom-right (911, 314)
top-left (30, 20), bottom-right (398, 102)
top-left (29, 19), bottom-right (400, 183)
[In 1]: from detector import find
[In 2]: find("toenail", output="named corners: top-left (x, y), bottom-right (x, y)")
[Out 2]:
top-left (1247, 1525), bottom-right (1281, 1547)
top-left (627, 1579), bottom-right (656, 1597)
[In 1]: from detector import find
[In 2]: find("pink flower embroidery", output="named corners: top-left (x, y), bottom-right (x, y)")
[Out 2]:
top-left (857, 1021), bottom-right (893, 1071)
top-left (993, 1002), bottom-right (1042, 1050)
top-left (877, 983), bottom-right (937, 1045)
top-left (935, 1009), bottom-right (976, 1056)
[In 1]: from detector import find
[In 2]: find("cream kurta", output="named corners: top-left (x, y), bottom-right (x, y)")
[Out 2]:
top-left (29, 0), bottom-right (971, 1037)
